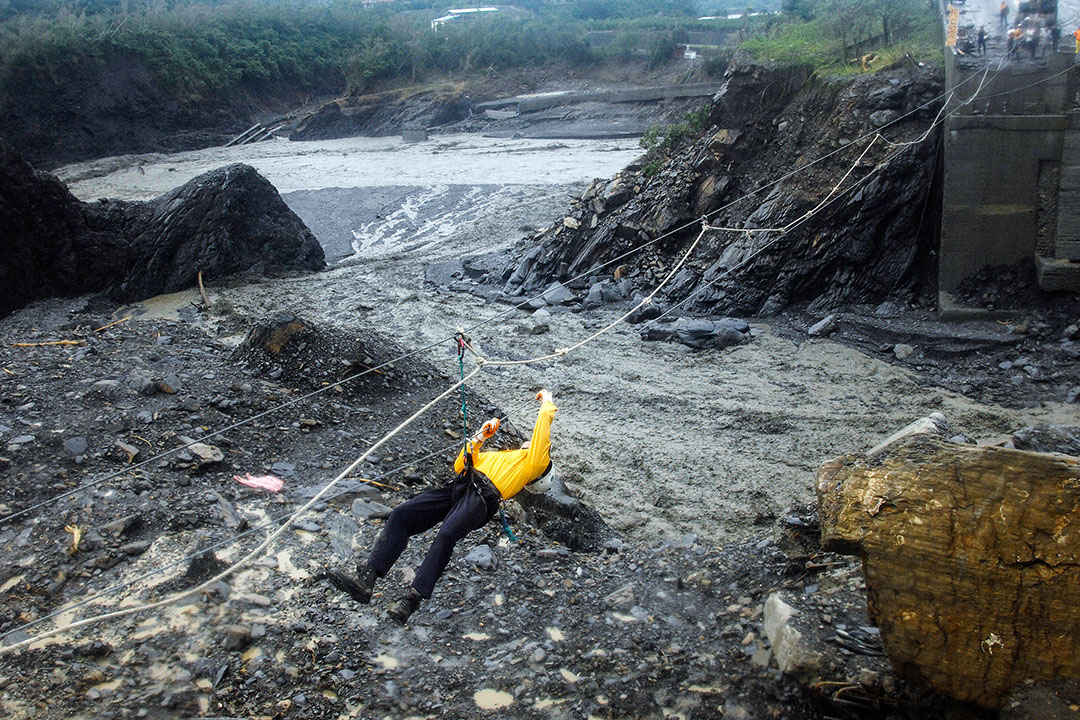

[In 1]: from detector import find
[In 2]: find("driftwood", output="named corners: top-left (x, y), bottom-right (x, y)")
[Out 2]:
top-left (816, 416), bottom-right (1080, 709)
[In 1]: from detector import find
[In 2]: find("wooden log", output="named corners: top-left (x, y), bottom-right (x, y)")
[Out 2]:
top-left (816, 420), bottom-right (1080, 709)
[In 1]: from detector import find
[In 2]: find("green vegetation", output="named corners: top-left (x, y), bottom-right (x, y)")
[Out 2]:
top-left (742, 0), bottom-right (940, 73)
top-left (640, 103), bottom-right (711, 156)
top-left (0, 0), bottom-right (740, 103)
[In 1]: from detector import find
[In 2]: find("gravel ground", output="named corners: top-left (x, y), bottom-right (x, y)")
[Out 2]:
top-left (1, 135), bottom-right (1076, 719)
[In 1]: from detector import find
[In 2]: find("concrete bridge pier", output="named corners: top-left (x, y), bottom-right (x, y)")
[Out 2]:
top-left (938, 49), bottom-right (1080, 309)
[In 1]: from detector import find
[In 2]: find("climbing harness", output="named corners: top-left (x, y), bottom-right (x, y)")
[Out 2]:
top-left (453, 332), bottom-right (520, 544)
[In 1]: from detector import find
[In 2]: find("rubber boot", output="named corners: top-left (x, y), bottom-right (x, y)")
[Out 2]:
top-left (387, 589), bottom-right (422, 625)
top-left (327, 563), bottom-right (377, 604)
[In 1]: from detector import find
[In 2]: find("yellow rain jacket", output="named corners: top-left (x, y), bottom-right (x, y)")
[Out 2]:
top-left (454, 399), bottom-right (557, 500)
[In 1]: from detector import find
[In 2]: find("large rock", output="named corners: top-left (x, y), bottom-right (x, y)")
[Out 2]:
top-left (816, 416), bottom-right (1080, 709)
top-left (640, 317), bottom-right (750, 350)
top-left (90, 164), bottom-right (325, 301)
top-left (0, 140), bottom-right (324, 317)
top-left (514, 473), bottom-right (614, 553)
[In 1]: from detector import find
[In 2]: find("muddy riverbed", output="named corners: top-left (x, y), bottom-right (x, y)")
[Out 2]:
top-left (0, 134), bottom-right (1076, 719)
top-left (48, 132), bottom-right (1080, 546)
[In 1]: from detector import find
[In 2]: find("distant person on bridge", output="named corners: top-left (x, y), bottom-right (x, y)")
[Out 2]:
top-left (327, 390), bottom-right (558, 625)
top-left (1007, 28), bottom-right (1020, 59)
top-left (1029, 25), bottom-right (1041, 59)
top-left (1049, 22), bottom-right (1060, 52)
top-left (978, 26), bottom-right (987, 55)
top-left (999, 1), bottom-right (1009, 28)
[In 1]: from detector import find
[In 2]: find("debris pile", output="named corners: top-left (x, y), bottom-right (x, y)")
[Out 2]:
top-left (497, 60), bottom-right (944, 317)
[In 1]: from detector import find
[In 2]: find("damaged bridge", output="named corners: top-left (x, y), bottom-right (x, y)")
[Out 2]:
top-left (937, 0), bottom-right (1080, 304)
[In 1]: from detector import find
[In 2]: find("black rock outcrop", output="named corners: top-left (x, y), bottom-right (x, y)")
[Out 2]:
top-left (498, 60), bottom-right (944, 317)
top-left (0, 140), bottom-right (324, 317)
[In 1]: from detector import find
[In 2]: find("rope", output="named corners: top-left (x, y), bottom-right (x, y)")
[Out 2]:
top-left (0, 64), bottom-right (998, 530)
top-left (0, 365), bottom-right (482, 657)
top-left (456, 332), bottom-right (470, 451)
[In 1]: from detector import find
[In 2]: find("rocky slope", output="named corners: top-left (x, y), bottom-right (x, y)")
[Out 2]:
top-left (0, 140), bottom-right (325, 318)
top-left (496, 59), bottom-right (944, 317)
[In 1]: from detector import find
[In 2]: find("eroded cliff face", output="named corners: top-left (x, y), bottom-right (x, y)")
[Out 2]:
top-left (498, 59), bottom-right (945, 316)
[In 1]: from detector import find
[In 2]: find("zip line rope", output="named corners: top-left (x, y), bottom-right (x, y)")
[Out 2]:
top-left (0, 85), bottom-right (986, 651)
top-left (0, 59), bottom-right (1042, 648)
top-left (0, 65), bottom-right (997, 529)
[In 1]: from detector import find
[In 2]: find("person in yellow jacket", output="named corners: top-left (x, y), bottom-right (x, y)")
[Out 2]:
top-left (328, 390), bottom-right (558, 624)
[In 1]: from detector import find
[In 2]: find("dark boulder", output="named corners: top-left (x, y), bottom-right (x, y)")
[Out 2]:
top-left (0, 139), bottom-right (324, 317)
top-left (641, 317), bottom-right (751, 350)
top-left (0, 140), bottom-right (120, 317)
top-left (515, 474), bottom-right (615, 553)
top-left (87, 164), bottom-right (325, 302)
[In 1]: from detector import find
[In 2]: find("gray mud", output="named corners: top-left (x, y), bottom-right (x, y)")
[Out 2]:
top-left (53, 135), bottom-right (1076, 544)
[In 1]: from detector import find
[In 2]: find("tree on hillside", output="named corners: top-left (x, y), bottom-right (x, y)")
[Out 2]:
top-left (781, 0), bottom-right (815, 21)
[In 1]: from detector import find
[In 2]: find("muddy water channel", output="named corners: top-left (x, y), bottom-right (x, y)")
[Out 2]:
top-left (58, 134), bottom-right (643, 260)
top-left (54, 134), bottom-right (1076, 543)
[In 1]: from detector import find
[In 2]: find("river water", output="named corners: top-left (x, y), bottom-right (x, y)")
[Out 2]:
top-left (56, 134), bottom-right (642, 261)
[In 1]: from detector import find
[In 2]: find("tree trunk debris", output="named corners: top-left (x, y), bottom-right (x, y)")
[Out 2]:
top-left (816, 415), bottom-right (1080, 709)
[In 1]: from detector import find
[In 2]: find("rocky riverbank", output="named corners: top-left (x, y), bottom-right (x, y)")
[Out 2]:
top-left (3, 57), bottom-right (1080, 720)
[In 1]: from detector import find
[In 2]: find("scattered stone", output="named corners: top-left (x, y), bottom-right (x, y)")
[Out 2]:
top-left (1067, 387), bottom-right (1080, 404)
top-left (115, 441), bottom-right (141, 462)
top-left (540, 282), bottom-right (575, 305)
top-left (128, 375), bottom-right (156, 396)
top-left (351, 498), bottom-right (392, 520)
top-left (892, 343), bottom-right (915, 360)
top-left (188, 443), bottom-right (224, 466)
top-left (155, 374), bottom-right (181, 394)
top-left (807, 315), bottom-right (837, 337)
top-left (869, 109), bottom-right (899, 127)
top-left (222, 624), bottom-right (252, 651)
top-left (215, 492), bottom-right (248, 530)
top-left (62, 437), bottom-right (89, 456)
top-left (119, 540), bottom-right (150, 556)
top-left (234, 593), bottom-right (272, 608)
top-left (603, 584), bottom-right (635, 610)
top-left (9, 435), bottom-right (34, 445)
top-left (762, 593), bottom-right (822, 679)
top-left (464, 544), bottom-right (497, 571)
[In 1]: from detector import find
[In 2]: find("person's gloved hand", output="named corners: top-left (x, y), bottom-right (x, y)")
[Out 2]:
top-left (535, 389), bottom-right (552, 405)
top-left (480, 417), bottom-right (500, 439)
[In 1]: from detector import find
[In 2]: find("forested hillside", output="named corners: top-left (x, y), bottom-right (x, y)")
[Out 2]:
top-left (0, 0), bottom-right (937, 167)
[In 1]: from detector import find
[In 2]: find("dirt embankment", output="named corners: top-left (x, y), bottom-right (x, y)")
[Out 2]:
top-left (0, 51), bottom-right (341, 169)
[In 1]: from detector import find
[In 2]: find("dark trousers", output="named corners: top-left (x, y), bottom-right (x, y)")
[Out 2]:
top-left (367, 474), bottom-right (500, 598)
